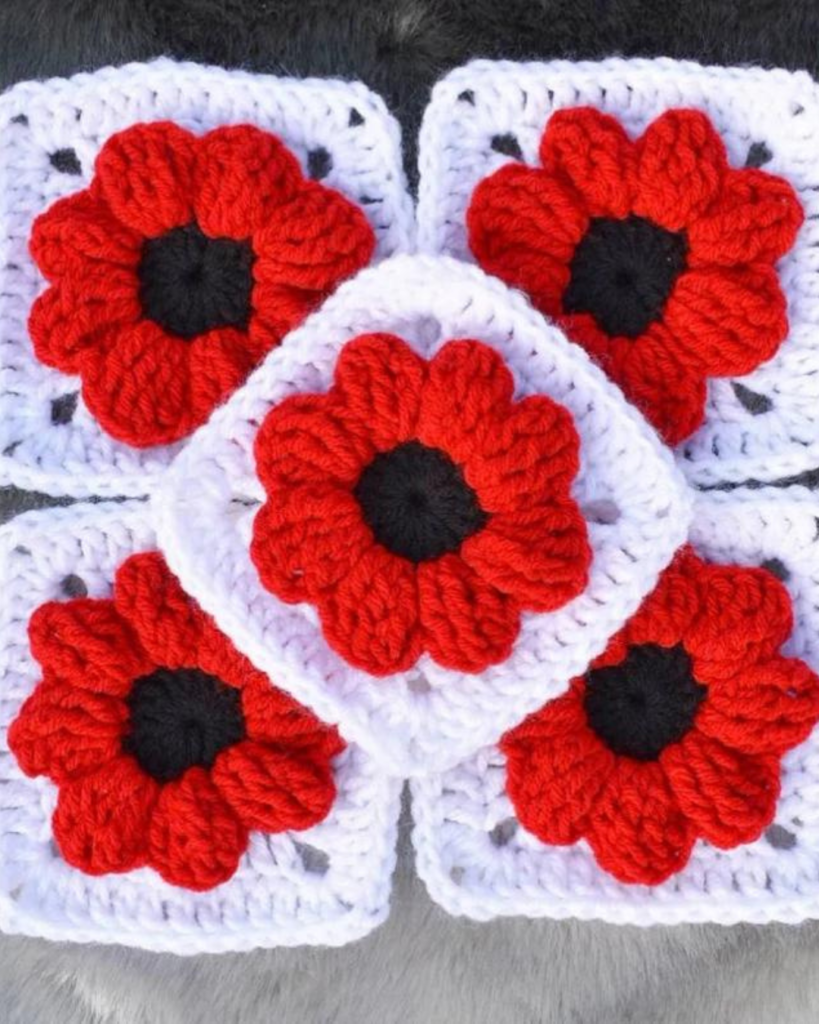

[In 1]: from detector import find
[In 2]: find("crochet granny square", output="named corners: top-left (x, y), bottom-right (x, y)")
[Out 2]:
top-left (156, 254), bottom-right (691, 776)
top-left (0, 59), bottom-right (413, 498)
top-left (412, 488), bottom-right (819, 926)
top-left (418, 58), bottom-right (819, 486)
top-left (0, 503), bottom-right (400, 953)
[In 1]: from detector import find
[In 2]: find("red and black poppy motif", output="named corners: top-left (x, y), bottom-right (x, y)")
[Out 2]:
top-left (29, 122), bottom-right (375, 447)
top-left (501, 548), bottom-right (819, 885)
top-left (250, 332), bottom-right (592, 676)
top-left (9, 553), bottom-right (344, 891)
top-left (468, 108), bottom-right (804, 445)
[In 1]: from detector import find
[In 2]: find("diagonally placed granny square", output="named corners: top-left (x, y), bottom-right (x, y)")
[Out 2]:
top-left (0, 58), bottom-right (413, 498)
top-left (0, 502), bottom-right (401, 953)
top-left (412, 488), bottom-right (819, 926)
top-left (418, 57), bottom-right (819, 486)
top-left (156, 254), bottom-right (691, 777)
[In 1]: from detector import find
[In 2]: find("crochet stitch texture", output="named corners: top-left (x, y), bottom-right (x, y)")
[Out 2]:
top-left (250, 333), bottom-right (591, 676)
top-left (10, 551), bottom-right (346, 891)
top-left (418, 57), bottom-right (819, 486)
top-left (3, 55), bottom-right (819, 947)
top-left (28, 121), bottom-right (375, 447)
top-left (412, 489), bottom-right (819, 925)
top-left (156, 254), bottom-right (691, 777)
top-left (0, 58), bottom-right (413, 497)
top-left (468, 106), bottom-right (802, 445)
top-left (0, 503), bottom-right (401, 952)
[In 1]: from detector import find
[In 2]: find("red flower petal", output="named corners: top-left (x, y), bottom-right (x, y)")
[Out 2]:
top-left (501, 692), bottom-right (614, 845)
top-left (417, 340), bottom-right (514, 463)
top-left (460, 504), bottom-right (590, 612)
top-left (584, 759), bottom-right (696, 885)
top-left (193, 125), bottom-right (303, 238)
top-left (29, 268), bottom-right (140, 374)
top-left (247, 280), bottom-right (324, 348)
top-left (631, 109), bottom-right (726, 231)
top-left (28, 599), bottom-right (150, 697)
top-left (662, 731), bottom-right (780, 848)
top-left (147, 768), bottom-right (248, 891)
top-left (687, 167), bottom-right (804, 267)
top-left (251, 485), bottom-right (373, 604)
top-left (418, 554), bottom-right (520, 671)
top-left (461, 394), bottom-right (581, 514)
top-left (30, 190), bottom-right (141, 280)
top-left (254, 392), bottom-right (375, 492)
top-left (116, 552), bottom-right (261, 695)
top-left (623, 547), bottom-right (703, 649)
top-left (52, 757), bottom-right (157, 875)
top-left (467, 162), bottom-right (588, 315)
top-left (686, 563), bottom-right (794, 678)
top-left (539, 107), bottom-right (636, 218)
top-left (241, 674), bottom-right (345, 758)
top-left (332, 333), bottom-right (426, 451)
top-left (81, 321), bottom-right (252, 447)
top-left (253, 181), bottom-right (375, 292)
top-left (9, 677), bottom-right (128, 783)
top-left (602, 327), bottom-right (707, 445)
top-left (212, 740), bottom-right (337, 832)
top-left (698, 656), bottom-right (819, 757)
top-left (114, 551), bottom-right (206, 668)
top-left (662, 265), bottom-right (788, 377)
top-left (318, 546), bottom-right (422, 675)
top-left (93, 121), bottom-right (197, 237)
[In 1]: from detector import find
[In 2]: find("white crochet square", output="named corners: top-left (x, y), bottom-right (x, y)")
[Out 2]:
top-left (412, 488), bottom-right (819, 926)
top-left (156, 254), bottom-right (691, 777)
top-left (0, 58), bottom-right (414, 499)
top-left (0, 503), bottom-right (401, 953)
top-left (417, 57), bottom-right (819, 487)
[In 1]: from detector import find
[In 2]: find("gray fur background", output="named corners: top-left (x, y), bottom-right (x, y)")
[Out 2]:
top-left (2, 2), bottom-right (819, 1020)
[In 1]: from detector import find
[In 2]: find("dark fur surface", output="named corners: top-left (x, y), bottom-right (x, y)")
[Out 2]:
top-left (2, 3), bottom-right (819, 1022)
top-left (2, 0), bottom-right (819, 176)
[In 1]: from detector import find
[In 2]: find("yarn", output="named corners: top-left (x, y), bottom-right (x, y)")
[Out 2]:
top-left (124, 667), bottom-right (246, 782)
top-left (137, 223), bottom-right (254, 339)
top-left (157, 254), bottom-right (691, 777)
top-left (562, 215), bottom-right (688, 339)
top-left (412, 507), bottom-right (819, 918)
top-left (251, 332), bottom-right (591, 676)
top-left (583, 642), bottom-right (705, 761)
top-left (467, 105), bottom-right (801, 445)
top-left (27, 120), bottom-right (375, 449)
top-left (0, 504), bottom-right (402, 953)
top-left (417, 57), bottom-right (819, 484)
top-left (0, 58), bottom-right (414, 498)
top-left (353, 440), bottom-right (489, 563)
top-left (9, 548), bottom-right (345, 891)
top-left (498, 546), bottom-right (819, 885)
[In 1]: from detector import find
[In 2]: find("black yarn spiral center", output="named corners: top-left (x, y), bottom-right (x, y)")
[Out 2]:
top-left (354, 440), bottom-right (488, 563)
top-left (563, 215), bottom-right (688, 338)
top-left (124, 667), bottom-right (246, 782)
top-left (583, 643), bottom-right (706, 761)
top-left (138, 223), bottom-right (254, 339)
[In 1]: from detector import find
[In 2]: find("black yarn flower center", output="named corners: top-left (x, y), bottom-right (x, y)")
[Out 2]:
top-left (138, 223), bottom-right (254, 339)
top-left (124, 667), bottom-right (245, 782)
top-left (583, 643), bottom-right (705, 761)
top-left (563, 215), bottom-right (688, 338)
top-left (354, 440), bottom-right (488, 563)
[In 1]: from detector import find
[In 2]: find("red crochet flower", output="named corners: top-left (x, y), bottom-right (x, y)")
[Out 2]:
top-left (468, 108), bottom-right (803, 445)
top-left (9, 552), bottom-right (344, 891)
top-left (251, 333), bottom-right (591, 676)
top-left (29, 122), bottom-right (375, 447)
top-left (501, 548), bottom-right (819, 885)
